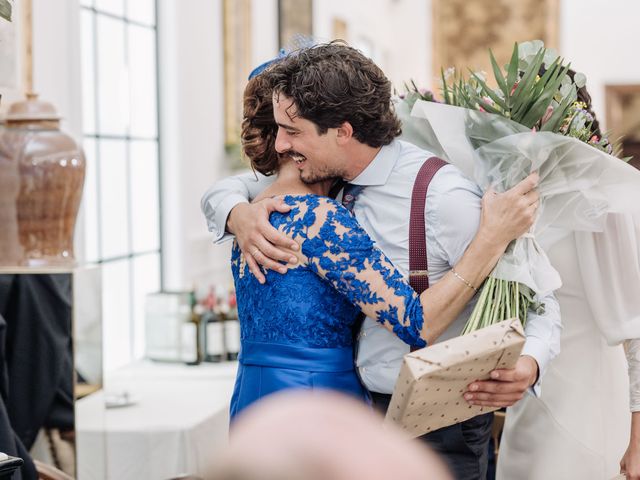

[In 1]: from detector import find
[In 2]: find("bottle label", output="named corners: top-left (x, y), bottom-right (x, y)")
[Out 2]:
top-left (206, 322), bottom-right (225, 356)
top-left (225, 319), bottom-right (240, 354)
top-left (180, 322), bottom-right (198, 363)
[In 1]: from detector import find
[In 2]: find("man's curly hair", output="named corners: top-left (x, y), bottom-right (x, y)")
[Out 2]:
top-left (271, 42), bottom-right (402, 147)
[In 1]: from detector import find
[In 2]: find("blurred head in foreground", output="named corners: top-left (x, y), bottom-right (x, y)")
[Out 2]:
top-left (207, 391), bottom-right (453, 480)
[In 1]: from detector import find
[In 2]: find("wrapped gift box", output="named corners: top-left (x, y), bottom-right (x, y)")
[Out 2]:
top-left (385, 318), bottom-right (525, 437)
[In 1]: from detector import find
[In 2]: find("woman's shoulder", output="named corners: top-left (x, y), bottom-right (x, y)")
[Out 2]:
top-left (271, 194), bottom-right (359, 240)
top-left (281, 194), bottom-right (342, 209)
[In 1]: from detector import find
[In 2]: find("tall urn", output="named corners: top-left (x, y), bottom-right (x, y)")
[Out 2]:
top-left (0, 93), bottom-right (86, 266)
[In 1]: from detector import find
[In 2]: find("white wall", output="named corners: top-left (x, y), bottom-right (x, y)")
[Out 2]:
top-left (158, 0), bottom-right (280, 292)
top-left (157, 0), bottom-right (230, 291)
top-left (312, 0), bottom-right (432, 90)
top-left (251, 0), bottom-right (279, 69)
top-left (31, 0), bottom-right (83, 140)
top-left (30, 0), bottom-right (85, 256)
top-left (560, 0), bottom-right (640, 128)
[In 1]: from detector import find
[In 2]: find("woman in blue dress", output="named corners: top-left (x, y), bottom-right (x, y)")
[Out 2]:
top-left (227, 69), bottom-right (539, 419)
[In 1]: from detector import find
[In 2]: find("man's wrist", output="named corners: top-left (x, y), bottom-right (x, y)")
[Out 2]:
top-left (227, 202), bottom-right (249, 235)
top-left (472, 229), bottom-right (508, 261)
top-left (520, 354), bottom-right (540, 386)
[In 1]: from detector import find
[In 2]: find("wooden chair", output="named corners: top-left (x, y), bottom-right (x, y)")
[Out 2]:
top-left (34, 460), bottom-right (74, 480)
top-left (491, 410), bottom-right (507, 456)
top-left (0, 454), bottom-right (23, 480)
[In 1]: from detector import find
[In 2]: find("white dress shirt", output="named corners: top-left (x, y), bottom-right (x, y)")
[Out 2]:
top-left (201, 139), bottom-right (561, 395)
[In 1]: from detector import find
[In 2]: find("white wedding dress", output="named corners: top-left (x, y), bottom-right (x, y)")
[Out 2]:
top-left (396, 97), bottom-right (640, 479)
top-left (497, 214), bottom-right (640, 480)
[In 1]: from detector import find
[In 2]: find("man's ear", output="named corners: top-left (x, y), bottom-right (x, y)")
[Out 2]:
top-left (335, 121), bottom-right (354, 145)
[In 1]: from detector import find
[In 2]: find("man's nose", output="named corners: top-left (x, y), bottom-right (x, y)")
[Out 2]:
top-left (274, 129), bottom-right (291, 153)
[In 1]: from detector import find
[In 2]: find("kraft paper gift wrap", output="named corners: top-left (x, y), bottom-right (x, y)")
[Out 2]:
top-left (385, 318), bottom-right (525, 437)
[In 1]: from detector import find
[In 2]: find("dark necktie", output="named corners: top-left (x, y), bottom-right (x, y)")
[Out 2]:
top-left (341, 183), bottom-right (365, 214)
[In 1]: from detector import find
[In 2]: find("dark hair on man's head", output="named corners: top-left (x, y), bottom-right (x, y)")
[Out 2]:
top-left (271, 41), bottom-right (402, 147)
top-left (241, 70), bottom-right (279, 176)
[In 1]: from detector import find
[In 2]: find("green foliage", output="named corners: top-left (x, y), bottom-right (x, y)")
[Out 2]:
top-left (440, 43), bottom-right (578, 133)
top-left (0, 0), bottom-right (12, 22)
top-left (461, 278), bottom-right (543, 335)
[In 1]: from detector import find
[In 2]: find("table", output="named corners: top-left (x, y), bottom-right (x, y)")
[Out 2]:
top-left (76, 361), bottom-right (237, 480)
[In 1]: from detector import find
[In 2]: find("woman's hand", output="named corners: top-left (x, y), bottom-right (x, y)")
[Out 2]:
top-left (621, 412), bottom-right (640, 480)
top-left (477, 172), bottom-right (540, 252)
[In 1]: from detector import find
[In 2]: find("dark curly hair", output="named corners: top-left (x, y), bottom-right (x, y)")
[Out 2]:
top-left (241, 70), bottom-right (279, 176)
top-left (538, 65), bottom-right (603, 139)
top-left (271, 42), bottom-right (402, 147)
top-left (568, 69), bottom-right (602, 139)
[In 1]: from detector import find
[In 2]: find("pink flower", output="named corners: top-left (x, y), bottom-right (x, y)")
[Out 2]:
top-left (541, 106), bottom-right (554, 126)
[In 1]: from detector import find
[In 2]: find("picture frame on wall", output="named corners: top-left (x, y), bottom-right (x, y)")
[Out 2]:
top-left (332, 17), bottom-right (348, 43)
top-left (222, 0), bottom-right (252, 148)
top-left (0, 0), bottom-right (32, 113)
top-left (432, 0), bottom-right (559, 77)
top-left (278, 0), bottom-right (312, 49)
top-left (606, 85), bottom-right (640, 169)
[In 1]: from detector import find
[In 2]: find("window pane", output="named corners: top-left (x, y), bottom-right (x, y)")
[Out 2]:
top-left (96, 15), bottom-right (128, 135)
top-left (102, 259), bottom-right (131, 371)
top-left (98, 139), bottom-right (129, 259)
top-left (80, 10), bottom-right (96, 135)
top-left (82, 138), bottom-right (100, 262)
top-left (127, 0), bottom-right (155, 26)
top-left (128, 24), bottom-right (157, 137)
top-left (130, 141), bottom-right (159, 253)
top-left (132, 253), bottom-right (160, 358)
top-left (95, 0), bottom-right (124, 17)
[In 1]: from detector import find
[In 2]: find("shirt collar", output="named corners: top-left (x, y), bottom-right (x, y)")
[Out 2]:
top-left (347, 140), bottom-right (399, 186)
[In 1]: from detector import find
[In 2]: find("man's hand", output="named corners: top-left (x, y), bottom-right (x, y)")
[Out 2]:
top-left (463, 355), bottom-right (539, 408)
top-left (478, 172), bottom-right (540, 250)
top-left (227, 198), bottom-right (300, 284)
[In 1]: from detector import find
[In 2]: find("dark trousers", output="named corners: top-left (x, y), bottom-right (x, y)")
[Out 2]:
top-left (371, 391), bottom-right (492, 480)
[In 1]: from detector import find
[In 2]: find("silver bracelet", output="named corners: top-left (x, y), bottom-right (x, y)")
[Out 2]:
top-left (451, 267), bottom-right (477, 293)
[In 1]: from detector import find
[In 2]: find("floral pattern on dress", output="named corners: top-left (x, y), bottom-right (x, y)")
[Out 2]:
top-left (231, 194), bottom-right (427, 349)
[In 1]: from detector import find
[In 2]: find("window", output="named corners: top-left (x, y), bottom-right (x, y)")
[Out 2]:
top-left (80, 0), bottom-right (161, 371)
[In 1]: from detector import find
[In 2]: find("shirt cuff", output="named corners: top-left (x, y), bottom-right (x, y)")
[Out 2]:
top-left (521, 336), bottom-right (550, 397)
top-left (204, 193), bottom-right (248, 243)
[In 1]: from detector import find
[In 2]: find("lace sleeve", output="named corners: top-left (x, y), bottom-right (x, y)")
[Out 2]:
top-left (625, 339), bottom-right (640, 412)
top-left (294, 197), bottom-right (426, 348)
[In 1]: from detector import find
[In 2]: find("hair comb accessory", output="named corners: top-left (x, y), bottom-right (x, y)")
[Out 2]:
top-left (247, 34), bottom-right (318, 80)
top-left (247, 48), bottom-right (287, 80)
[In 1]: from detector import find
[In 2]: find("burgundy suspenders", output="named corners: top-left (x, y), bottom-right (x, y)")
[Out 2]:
top-left (409, 157), bottom-right (449, 295)
top-left (408, 157), bottom-right (448, 352)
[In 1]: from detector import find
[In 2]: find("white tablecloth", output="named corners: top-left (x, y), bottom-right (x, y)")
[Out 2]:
top-left (76, 361), bottom-right (237, 480)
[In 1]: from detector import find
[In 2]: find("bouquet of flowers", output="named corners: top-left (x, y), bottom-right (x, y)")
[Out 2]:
top-left (399, 40), bottom-right (633, 333)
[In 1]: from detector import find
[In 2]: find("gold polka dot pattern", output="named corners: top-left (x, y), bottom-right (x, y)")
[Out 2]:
top-left (384, 318), bottom-right (525, 437)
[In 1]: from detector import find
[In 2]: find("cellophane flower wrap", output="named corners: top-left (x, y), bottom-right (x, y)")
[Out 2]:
top-left (398, 40), bottom-right (632, 333)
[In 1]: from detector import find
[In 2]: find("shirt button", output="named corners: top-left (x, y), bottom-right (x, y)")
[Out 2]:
top-left (360, 367), bottom-right (366, 374)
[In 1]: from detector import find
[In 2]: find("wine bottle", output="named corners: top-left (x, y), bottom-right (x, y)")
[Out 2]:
top-left (183, 290), bottom-right (203, 365)
top-left (225, 286), bottom-right (240, 360)
top-left (204, 286), bottom-right (225, 362)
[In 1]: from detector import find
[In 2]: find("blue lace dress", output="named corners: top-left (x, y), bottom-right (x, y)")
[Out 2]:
top-left (229, 194), bottom-right (427, 419)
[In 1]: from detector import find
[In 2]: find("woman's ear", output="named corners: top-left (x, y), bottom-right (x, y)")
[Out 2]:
top-left (335, 121), bottom-right (354, 145)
